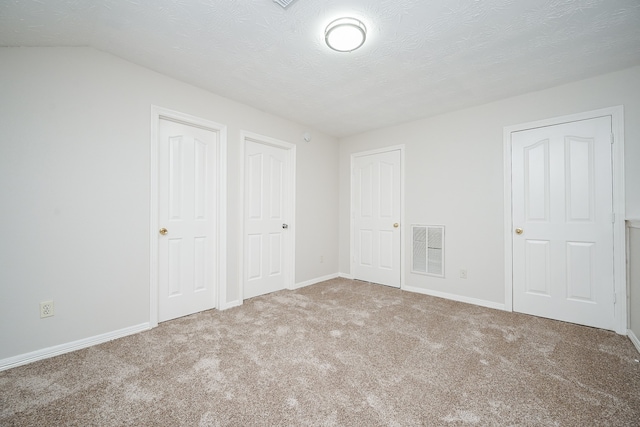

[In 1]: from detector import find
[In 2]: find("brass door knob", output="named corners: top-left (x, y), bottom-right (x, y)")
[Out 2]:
top-left (515, 228), bottom-right (523, 235)
top-left (393, 223), bottom-right (399, 228)
top-left (159, 228), bottom-right (168, 235)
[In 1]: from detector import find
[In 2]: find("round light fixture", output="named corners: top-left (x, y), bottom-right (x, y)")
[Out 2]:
top-left (325, 17), bottom-right (367, 52)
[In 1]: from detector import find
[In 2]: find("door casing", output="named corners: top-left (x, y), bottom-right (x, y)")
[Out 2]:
top-left (150, 106), bottom-right (227, 327)
top-left (503, 106), bottom-right (626, 334)
top-left (350, 145), bottom-right (405, 288)
top-left (239, 131), bottom-right (296, 304)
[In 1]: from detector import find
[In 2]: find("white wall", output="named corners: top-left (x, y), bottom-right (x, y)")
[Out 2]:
top-left (0, 47), bottom-right (339, 362)
top-left (339, 66), bottom-right (640, 308)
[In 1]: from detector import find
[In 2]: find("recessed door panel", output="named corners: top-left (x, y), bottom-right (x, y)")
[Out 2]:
top-left (379, 230), bottom-right (393, 270)
top-left (168, 239), bottom-right (183, 297)
top-left (169, 136), bottom-right (184, 221)
top-left (270, 156), bottom-right (283, 220)
top-left (194, 138), bottom-right (208, 220)
top-left (248, 153), bottom-right (263, 220)
top-left (525, 240), bottom-right (550, 296)
top-left (359, 230), bottom-right (373, 266)
top-left (194, 237), bottom-right (206, 292)
top-left (565, 136), bottom-right (594, 222)
top-left (359, 164), bottom-right (373, 218)
top-left (379, 161), bottom-right (393, 218)
top-left (566, 242), bottom-right (595, 302)
top-left (524, 139), bottom-right (549, 222)
top-left (247, 234), bottom-right (262, 281)
top-left (269, 233), bottom-right (282, 276)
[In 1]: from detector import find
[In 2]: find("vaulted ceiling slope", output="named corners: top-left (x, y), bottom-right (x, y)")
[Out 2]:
top-left (2, 0), bottom-right (640, 137)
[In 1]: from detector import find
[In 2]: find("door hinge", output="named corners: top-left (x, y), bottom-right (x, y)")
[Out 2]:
top-left (613, 293), bottom-right (617, 304)
top-left (610, 133), bottom-right (614, 144)
top-left (611, 213), bottom-right (616, 223)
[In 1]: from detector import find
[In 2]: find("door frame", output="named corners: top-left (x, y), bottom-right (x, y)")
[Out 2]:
top-left (149, 106), bottom-right (227, 327)
top-left (238, 131), bottom-right (296, 303)
top-left (503, 106), bottom-right (626, 334)
top-left (350, 145), bottom-right (405, 288)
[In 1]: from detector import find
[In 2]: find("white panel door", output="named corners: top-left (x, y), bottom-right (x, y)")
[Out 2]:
top-left (353, 150), bottom-right (401, 288)
top-left (158, 118), bottom-right (217, 322)
top-left (512, 116), bottom-right (614, 329)
top-left (244, 140), bottom-right (290, 299)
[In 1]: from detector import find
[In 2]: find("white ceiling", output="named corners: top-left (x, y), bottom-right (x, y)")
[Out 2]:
top-left (2, 0), bottom-right (640, 137)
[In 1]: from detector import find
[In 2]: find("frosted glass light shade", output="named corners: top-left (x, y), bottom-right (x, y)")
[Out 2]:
top-left (325, 18), bottom-right (367, 52)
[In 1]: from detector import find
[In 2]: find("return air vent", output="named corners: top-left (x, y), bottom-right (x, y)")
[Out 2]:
top-left (273, 0), bottom-right (298, 8)
top-left (412, 225), bottom-right (445, 277)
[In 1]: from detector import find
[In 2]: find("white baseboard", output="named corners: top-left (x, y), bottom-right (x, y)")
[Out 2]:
top-left (339, 272), bottom-right (354, 280)
top-left (292, 273), bottom-right (340, 290)
top-left (628, 329), bottom-right (640, 354)
top-left (403, 285), bottom-right (507, 311)
top-left (218, 300), bottom-right (242, 311)
top-left (0, 322), bottom-right (150, 372)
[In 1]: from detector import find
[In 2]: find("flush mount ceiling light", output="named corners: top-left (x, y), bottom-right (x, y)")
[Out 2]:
top-left (325, 17), bottom-right (367, 52)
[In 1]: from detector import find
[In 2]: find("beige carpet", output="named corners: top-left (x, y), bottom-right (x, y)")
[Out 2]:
top-left (1, 278), bottom-right (639, 426)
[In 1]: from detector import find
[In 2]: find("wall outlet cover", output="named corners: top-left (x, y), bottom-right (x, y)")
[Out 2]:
top-left (40, 300), bottom-right (54, 318)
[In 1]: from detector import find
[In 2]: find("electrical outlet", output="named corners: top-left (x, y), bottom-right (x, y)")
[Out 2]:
top-left (460, 269), bottom-right (468, 279)
top-left (40, 300), bottom-right (54, 318)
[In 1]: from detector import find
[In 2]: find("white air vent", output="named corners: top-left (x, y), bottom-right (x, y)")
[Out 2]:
top-left (412, 225), bottom-right (445, 277)
top-left (273, 0), bottom-right (298, 8)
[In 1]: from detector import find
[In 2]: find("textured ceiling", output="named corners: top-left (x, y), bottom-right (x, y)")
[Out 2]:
top-left (1, 0), bottom-right (640, 137)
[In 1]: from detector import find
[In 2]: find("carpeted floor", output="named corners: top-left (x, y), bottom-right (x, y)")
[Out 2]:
top-left (1, 278), bottom-right (639, 426)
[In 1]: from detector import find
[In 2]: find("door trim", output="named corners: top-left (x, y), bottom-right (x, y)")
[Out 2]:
top-left (503, 106), bottom-right (626, 334)
top-left (238, 131), bottom-right (296, 304)
top-left (150, 106), bottom-right (227, 327)
top-left (350, 145), bottom-right (405, 288)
